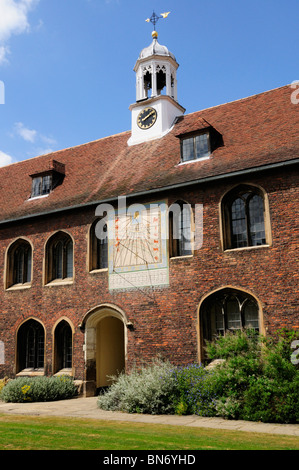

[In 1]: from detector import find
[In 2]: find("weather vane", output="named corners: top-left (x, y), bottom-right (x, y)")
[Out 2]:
top-left (145, 11), bottom-right (170, 31)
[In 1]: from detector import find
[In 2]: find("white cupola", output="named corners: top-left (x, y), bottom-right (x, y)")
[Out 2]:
top-left (128, 30), bottom-right (185, 146)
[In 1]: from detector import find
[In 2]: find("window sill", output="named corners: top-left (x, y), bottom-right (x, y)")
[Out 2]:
top-left (6, 283), bottom-right (32, 291)
top-left (16, 368), bottom-right (44, 377)
top-left (45, 278), bottom-right (74, 287)
top-left (170, 254), bottom-right (193, 260)
top-left (224, 244), bottom-right (270, 253)
top-left (27, 193), bottom-right (50, 201)
top-left (54, 368), bottom-right (73, 377)
top-left (176, 156), bottom-right (210, 166)
top-left (89, 268), bottom-right (108, 274)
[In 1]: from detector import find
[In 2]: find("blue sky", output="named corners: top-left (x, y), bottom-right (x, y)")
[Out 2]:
top-left (0, 0), bottom-right (298, 166)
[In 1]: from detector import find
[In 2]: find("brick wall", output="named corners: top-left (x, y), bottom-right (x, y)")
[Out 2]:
top-left (0, 167), bottom-right (298, 381)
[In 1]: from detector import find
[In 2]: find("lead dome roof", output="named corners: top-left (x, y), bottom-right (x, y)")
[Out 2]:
top-left (138, 37), bottom-right (176, 62)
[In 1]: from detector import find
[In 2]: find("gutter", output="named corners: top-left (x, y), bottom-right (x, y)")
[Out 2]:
top-left (0, 158), bottom-right (298, 227)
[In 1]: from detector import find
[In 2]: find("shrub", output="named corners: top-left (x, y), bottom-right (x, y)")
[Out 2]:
top-left (98, 330), bottom-right (299, 424)
top-left (242, 375), bottom-right (299, 424)
top-left (262, 329), bottom-right (299, 382)
top-left (171, 364), bottom-right (218, 416)
top-left (0, 376), bottom-right (78, 403)
top-left (205, 329), bottom-right (260, 360)
top-left (205, 329), bottom-right (299, 423)
top-left (215, 396), bottom-right (242, 420)
top-left (97, 358), bottom-right (176, 414)
top-left (171, 364), bottom-right (206, 413)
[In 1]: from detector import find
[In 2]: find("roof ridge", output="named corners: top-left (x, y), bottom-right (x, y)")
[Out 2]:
top-left (184, 83), bottom-right (291, 116)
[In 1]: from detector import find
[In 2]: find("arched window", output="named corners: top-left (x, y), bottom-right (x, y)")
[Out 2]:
top-left (169, 201), bottom-right (193, 257)
top-left (89, 220), bottom-right (108, 271)
top-left (222, 185), bottom-right (268, 250)
top-left (6, 239), bottom-right (32, 288)
top-left (200, 289), bottom-right (260, 348)
top-left (17, 320), bottom-right (44, 372)
top-left (54, 320), bottom-right (73, 373)
top-left (45, 232), bottom-right (73, 283)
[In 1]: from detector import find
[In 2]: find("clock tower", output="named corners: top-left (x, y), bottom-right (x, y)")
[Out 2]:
top-left (128, 29), bottom-right (185, 146)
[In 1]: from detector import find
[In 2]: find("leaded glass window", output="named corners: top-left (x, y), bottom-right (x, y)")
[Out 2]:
top-left (249, 195), bottom-right (266, 246)
top-left (181, 133), bottom-right (210, 162)
top-left (54, 321), bottom-right (73, 372)
top-left (6, 240), bottom-right (32, 288)
top-left (223, 186), bottom-right (267, 250)
top-left (90, 220), bottom-right (108, 270)
top-left (31, 175), bottom-right (52, 197)
top-left (17, 320), bottom-right (44, 371)
top-left (13, 243), bottom-right (32, 285)
top-left (201, 289), bottom-right (260, 344)
top-left (169, 201), bottom-right (192, 257)
top-left (47, 233), bottom-right (74, 283)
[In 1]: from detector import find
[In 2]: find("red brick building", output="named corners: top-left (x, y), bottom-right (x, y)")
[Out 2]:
top-left (0, 32), bottom-right (298, 396)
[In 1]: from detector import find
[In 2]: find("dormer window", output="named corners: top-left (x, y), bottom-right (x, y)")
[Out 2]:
top-left (176, 120), bottom-right (223, 164)
top-left (29, 160), bottom-right (65, 200)
top-left (31, 175), bottom-right (52, 198)
top-left (181, 133), bottom-right (211, 163)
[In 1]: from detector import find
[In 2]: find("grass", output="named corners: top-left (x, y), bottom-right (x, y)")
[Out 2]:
top-left (0, 414), bottom-right (298, 450)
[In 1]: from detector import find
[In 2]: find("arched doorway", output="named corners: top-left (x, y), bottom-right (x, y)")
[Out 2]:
top-left (96, 316), bottom-right (125, 388)
top-left (82, 304), bottom-right (127, 396)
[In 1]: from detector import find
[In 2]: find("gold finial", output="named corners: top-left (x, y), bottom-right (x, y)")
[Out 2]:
top-left (152, 30), bottom-right (158, 39)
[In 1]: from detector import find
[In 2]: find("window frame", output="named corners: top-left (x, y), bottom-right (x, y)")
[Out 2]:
top-left (202, 291), bottom-right (260, 342)
top-left (5, 239), bottom-right (33, 289)
top-left (169, 201), bottom-right (193, 258)
top-left (17, 319), bottom-right (45, 374)
top-left (180, 132), bottom-right (211, 163)
top-left (53, 320), bottom-right (73, 374)
top-left (31, 174), bottom-right (53, 198)
top-left (198, 288), bottom-right (263, 362)
top-left (45, 232), bottom-right (74, 285)
top-left (89, 219), bottom-right (108, 272)
top-left (221, 184), bottom-right (271, 251)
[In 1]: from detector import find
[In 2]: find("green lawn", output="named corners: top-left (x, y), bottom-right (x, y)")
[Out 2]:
top-left (0, 414), bottom-right (298, 450)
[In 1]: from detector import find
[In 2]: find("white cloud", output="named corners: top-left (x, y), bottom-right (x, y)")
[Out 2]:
top-left (0, 0), bottom-right (39, 64)
top-left (12, 121), bottom-right (57, 156)
top-left (14, 121), bottom-right (37, 142)
top-left (32, 133), bottom-right (57, 156)
top-left (0, 45), bottom-right (9, 65)
top-left (0, 150), bottom-right (13, 167)
top-left (32, 146), bottom-right (55, 156)
top-left (40, 134), bottom-right (57, 146)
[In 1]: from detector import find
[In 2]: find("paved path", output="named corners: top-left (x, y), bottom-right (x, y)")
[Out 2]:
top-left (1, 397), bottom-right (299, 437)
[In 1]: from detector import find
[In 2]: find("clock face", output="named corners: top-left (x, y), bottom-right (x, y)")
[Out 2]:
top-left (137, 107), bottom-right (157, 130)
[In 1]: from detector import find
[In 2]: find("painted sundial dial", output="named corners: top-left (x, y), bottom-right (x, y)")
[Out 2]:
top-left (108, 203), bottom-right (169, 290)
top-left (113, 208), bottom-right (162, 268)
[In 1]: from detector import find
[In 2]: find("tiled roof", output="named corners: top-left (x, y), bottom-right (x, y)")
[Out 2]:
top-left (0, 84), bottom-right (298, 223)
